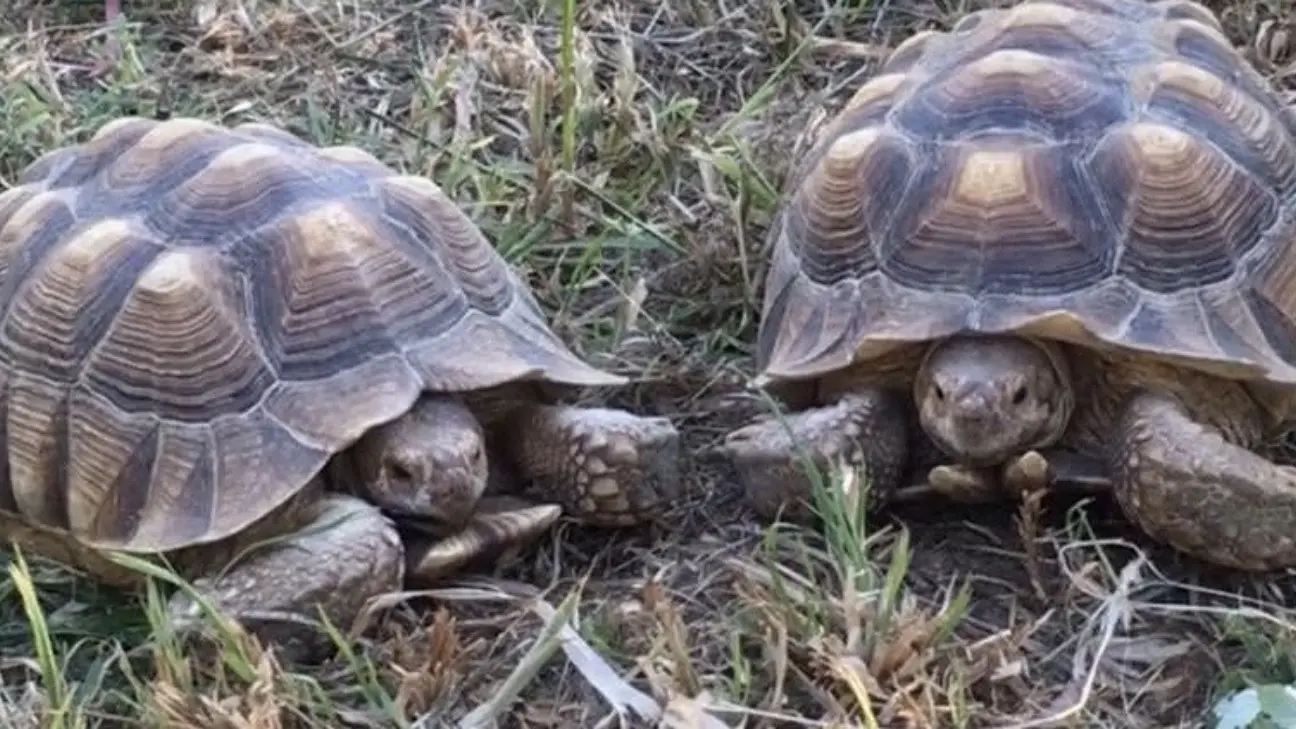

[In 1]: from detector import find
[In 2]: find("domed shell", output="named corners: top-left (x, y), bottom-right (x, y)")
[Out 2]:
top-left (0, 117), bottom-right (623, 554)
top-left (758, 0), bottom-right (1296, 415)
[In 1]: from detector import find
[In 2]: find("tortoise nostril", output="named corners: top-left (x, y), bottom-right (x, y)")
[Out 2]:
top-left (954, 390), bottom-right (990, 412)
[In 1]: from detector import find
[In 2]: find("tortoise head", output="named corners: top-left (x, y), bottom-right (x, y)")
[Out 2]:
top-left (350, 395), bottom-right (490, 529)
top-left (913, 334), bottom-right (1074, 466)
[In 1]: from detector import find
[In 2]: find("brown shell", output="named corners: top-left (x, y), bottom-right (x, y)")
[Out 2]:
top-left (759, 0), bottom-right (1296, 413)
top-left (0, 117), bottom-right (623, 554)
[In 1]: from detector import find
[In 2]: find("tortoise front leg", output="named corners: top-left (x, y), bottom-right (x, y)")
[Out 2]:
top-left (1110, 390), bottom-right (1296, 570)
top-left (401, 496), bottom-right (560, 583)
top-left (166, 490), bottom-right (403, 658)
top-left (721, 390), bottom-right (910, 522)
top-left (490, 402), bottom-right (682, 527)
top-left (168, 491), bottom-right (562, 658)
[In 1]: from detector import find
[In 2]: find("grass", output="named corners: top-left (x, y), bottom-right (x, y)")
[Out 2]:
top-left (2, 0), bottom-right (1296, 726)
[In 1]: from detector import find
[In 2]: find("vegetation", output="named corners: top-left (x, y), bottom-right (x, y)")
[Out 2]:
top-left (1, 0), bottom-right (1295, 726)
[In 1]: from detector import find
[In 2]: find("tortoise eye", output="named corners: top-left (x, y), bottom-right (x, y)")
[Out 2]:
top-left (933, 385), bottom-right (946, 401)
top-left (1011, 387), bottom-right (1028, 405)
top-left (386, 461), bottom-right (415, 483)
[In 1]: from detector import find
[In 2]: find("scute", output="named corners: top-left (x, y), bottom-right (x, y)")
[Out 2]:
top-left (760, 0), bottom-right (1296, 413)
top-left (1092, 122), bottom-right (1278, 291)
top-left (85, 246), bottom-right (277, 421)
top-left (784, 127), bottom-right (914, 286)
top-left (1135, 60), bottom-right (1296, 192)
top-left (0, 117), bottom-right (625, 553)
top-left (885, 137), bottom-right (1115, 294)
top-left (894, 47), bottom-right (1129, 141)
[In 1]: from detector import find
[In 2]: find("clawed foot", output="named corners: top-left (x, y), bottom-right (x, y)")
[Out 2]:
top-left (928, 450), bottom-right (1052, 503)
top-left (510, 406), bottom-right (681, 527)
top-left (927, 449), bottom-right (1110, 503)
top-left (722, 391), bottom-right (909, 522)
top-left (403, 496), bottom-right (561, 583)
top-left (1112, 390), bottom-right (1296, 570)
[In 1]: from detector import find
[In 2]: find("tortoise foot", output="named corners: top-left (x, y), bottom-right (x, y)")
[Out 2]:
top-left (166, 494), bottom-right (402, 658)
top-left (721, 390), bottom-right (909, 522)
top-left (1003, 450), bottom-right (1051, 495)
top-left (403, 496), bottom-right (561, 584)
top-left (928, 449), bottom-right (1108, 503)
top-left (927, 463), bottom-right (1002, 503)
top-left (1112, 390), bottom-right (1296, 571)
top-left (508, 405), bottom-right (681, 527)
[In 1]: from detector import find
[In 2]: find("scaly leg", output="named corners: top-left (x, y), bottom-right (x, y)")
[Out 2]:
top-left (491, 403), bottom-right (682, 527)
top-left (721, 390), bottom-right (910, 522)
top-left (167, 490), bottom-right (403, 659)
top-left (1110, 390), bottom-right (1296, 570)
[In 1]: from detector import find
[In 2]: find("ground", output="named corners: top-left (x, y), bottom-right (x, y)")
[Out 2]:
top-left (2, 0), bottom-right (1296, 727)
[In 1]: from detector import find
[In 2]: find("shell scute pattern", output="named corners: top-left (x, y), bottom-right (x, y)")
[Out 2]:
top-left (1134, 60), bottom-right (1296, 192)
top-left (8, 221), bottom-right (168, 390)
top-left (888, 138), bottom-right (1113, 294)
top-left (1092, 122), bottom-right (1278, 291)
top-left (88, 246), bottom-right (277, 421)
top-left (1158, 14), bottom-right (1296, 149)
top-left (782, 128), bottom-right (912, 285)
top-left (903, 2), bottom-right (1155, 80)
top-left (73, 120), bottom-right (245, 224)
top-left (240, 199), bottom-right (427, 384)
top-left (0, 117), bottom-right (617, 553)
top-left (140, 142), bottom-right (372, 249)
top-left (881, 31), bottom-right (942, 75)
top-left (892, 47), bottom-right (1131, 141)
top-left (376, 176), bottom-right (517, 317)
top-left (758, 0), bottom-right (1296, 394)
top-left (18, 117), bottom-right (159, 192)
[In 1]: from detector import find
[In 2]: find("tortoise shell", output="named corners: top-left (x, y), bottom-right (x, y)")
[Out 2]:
top-left (758, 0), bottom-right (1296, 414)
top-left (0, 117), bottom-right (622, 554)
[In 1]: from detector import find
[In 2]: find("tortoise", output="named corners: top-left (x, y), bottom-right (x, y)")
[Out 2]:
top-left (720, 0), bottom-right (1296, 571)
top-left (0, 116), bottom-right (680, 646)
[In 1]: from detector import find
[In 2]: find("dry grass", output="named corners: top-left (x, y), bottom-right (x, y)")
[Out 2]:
top-left (2, 0), bottom-right (1296, 727)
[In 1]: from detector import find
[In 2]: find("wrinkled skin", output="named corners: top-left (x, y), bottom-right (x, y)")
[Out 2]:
top-left (347, 397), bottom-right (491, 527)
